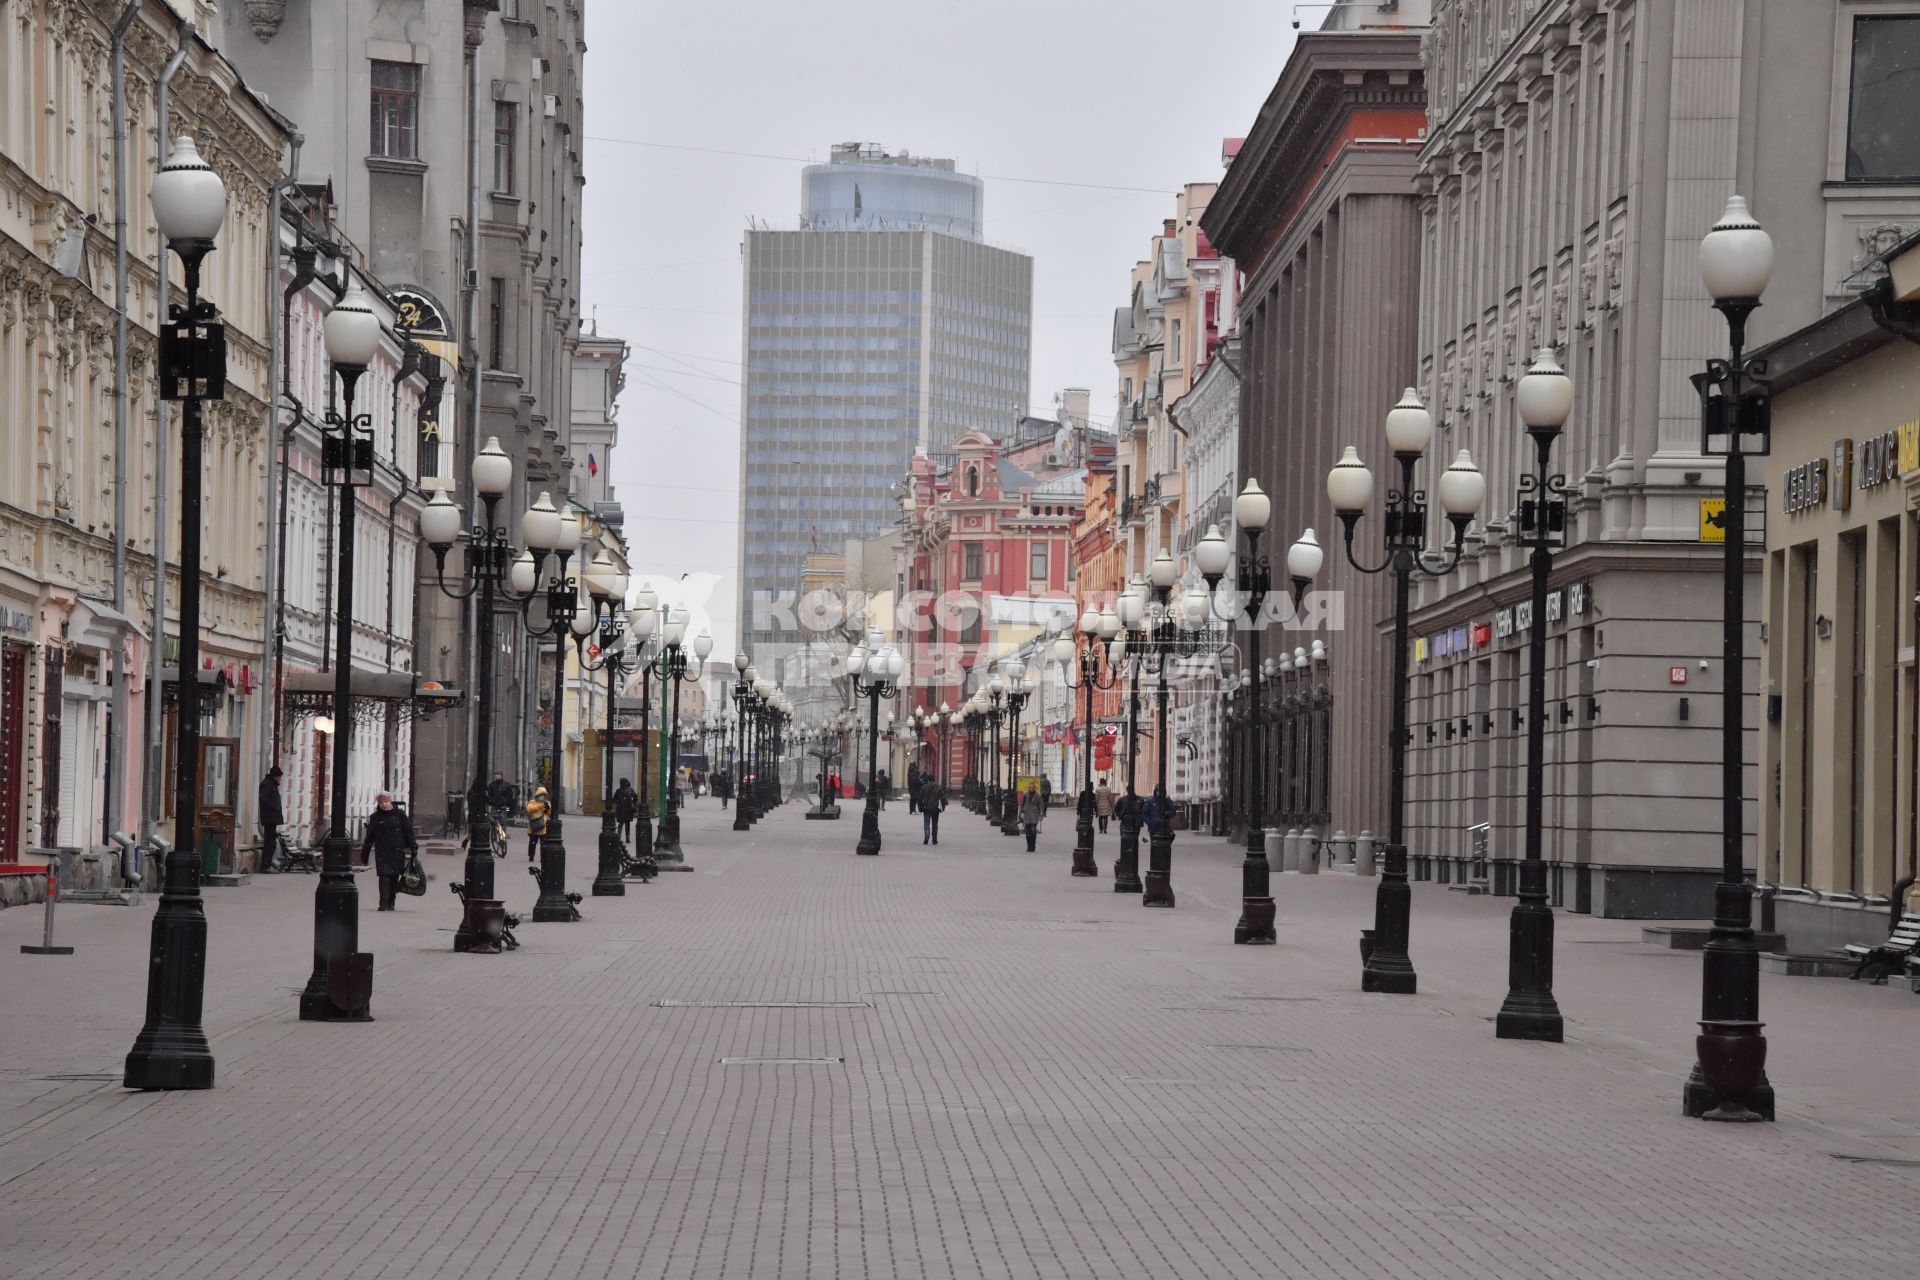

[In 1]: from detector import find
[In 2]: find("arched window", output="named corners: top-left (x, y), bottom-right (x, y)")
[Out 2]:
top-left (967, 467), bottom-right (979, 497)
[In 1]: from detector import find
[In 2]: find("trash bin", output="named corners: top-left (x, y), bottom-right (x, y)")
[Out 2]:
top-left (199, 835), bottom-right (221, 878)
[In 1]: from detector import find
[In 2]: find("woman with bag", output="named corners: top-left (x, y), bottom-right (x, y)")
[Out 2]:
top-left (361, 792), bottom-right (418, 911)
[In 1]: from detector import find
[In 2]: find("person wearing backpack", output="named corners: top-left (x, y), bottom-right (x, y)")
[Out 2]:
top-left (921, 778), bottom-right (947, 845)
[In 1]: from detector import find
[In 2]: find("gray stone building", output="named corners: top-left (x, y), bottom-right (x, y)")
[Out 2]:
top-left (736, 143), bottom-right (1032, 665)
top-left (220, 0), bottom-right (592, 823)
top-left (1397, 0), bottom-right (1920, 917)
top-left (1201, 23), bottom-right (1429, 863)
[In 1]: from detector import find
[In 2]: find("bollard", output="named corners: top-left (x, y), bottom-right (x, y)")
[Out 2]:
top-left (1301, 828), bottom-right (1328, 875)
top-left (20, 860), bottom-right (75, 955)
top-left (1281, 826), bottom-right (1302, 873)
top-left (1355, 830), bottom-right (1377, 876)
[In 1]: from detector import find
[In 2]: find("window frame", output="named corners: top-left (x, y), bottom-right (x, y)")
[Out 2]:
top-left (1828, 4), bottom-right (1920, 183)
top-left (492, 99), bottom-right (516, 194)
top-left (1028, 541), bottom-right (1047, 582)
top-left (369, 60), bottom-right (421, 160)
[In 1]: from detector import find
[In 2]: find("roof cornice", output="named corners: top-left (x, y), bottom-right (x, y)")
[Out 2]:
top-left (1202, 31), bottom-right (1425, 266)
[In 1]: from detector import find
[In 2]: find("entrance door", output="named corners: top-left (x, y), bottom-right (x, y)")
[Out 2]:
top-left (198, 737), bottom-right (239, 870)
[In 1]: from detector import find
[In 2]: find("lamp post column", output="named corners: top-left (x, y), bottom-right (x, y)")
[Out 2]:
top-left (1143, 598), bottom-right (1176, 909)
top-left (634, 658), bottom-right (656, 860)
top-left (126, 209), bottom-right (221, 1089)
top-left (1073, 658), bottom-right (1097, 874)
top-left (300, 350), bottom-right (371, 1022)
top-left (1115, 646), bottom-right (1144, 894)
top-left (591, 622), bottom-right (627, 898)
top-left (456, 518), bottom-right (505, 947)
top-left (857, 686), bottom-right (882, 855)
top-left (531, 622), bottom-right (578, 922)
top-left (1684, 196), bottom-right (1776, 1120)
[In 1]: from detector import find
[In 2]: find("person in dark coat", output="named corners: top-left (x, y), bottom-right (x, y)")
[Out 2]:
top-left (612, 779), bottom-right (638, 843)
top-left (361, 791), bottom-right (417, 910)
top-left (921, 779), bottom-right (946, 846)
top-left (257, 766), bottom-right (285, 872)
top-left (1019, 785), bottom-right (1045, 852)
top-left (486, 771), bottom-right (514, 813)
top-left (907, 763), bottom-right (922, 814)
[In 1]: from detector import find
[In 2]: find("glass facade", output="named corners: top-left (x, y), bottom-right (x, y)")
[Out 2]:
top-left (737, 214), bottom-right (1031, 653)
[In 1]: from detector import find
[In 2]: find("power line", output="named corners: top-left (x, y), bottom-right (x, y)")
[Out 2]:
top-left (582, 134), bottom-right (1175, 195)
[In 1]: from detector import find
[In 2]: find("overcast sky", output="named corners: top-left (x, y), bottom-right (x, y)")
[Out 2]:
top-left (579, 1), bottom-right (1303, 661)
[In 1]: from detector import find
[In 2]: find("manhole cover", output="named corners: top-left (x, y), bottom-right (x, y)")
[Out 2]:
top-left (721, 1057), bottom-right (843, 1066)
top-left (654, 1000), bottom-right (872, 1009)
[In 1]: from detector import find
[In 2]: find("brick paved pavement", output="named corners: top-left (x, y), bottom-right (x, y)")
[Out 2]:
top-left (1, 799), bottom-right (1917, 1279)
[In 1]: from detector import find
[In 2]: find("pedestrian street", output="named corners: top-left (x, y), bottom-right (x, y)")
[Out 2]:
top-left (3, 797), bottom-right (1916, 1280)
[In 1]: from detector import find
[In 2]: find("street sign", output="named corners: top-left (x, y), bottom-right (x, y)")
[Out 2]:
top-left (1699, 498), bottom-right (1726, 543)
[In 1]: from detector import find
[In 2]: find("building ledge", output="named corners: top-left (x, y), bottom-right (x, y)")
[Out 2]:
top-left (365, 156), bottom-right (429, 177)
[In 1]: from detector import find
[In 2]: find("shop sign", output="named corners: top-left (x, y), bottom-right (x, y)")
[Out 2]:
top-left (1782, 456), bottom-right (1828, 514)
top-left (1858, 428), bottom-right (1902, 493)
top-left (1493, 582), bottom-right (1590, 641)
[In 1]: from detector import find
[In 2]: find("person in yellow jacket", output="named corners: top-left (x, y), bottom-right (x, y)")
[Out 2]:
top-left (525, 786), bottom-right (551, 861)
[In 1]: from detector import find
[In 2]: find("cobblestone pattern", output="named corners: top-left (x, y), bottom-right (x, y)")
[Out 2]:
top-left (1, 802), bottom-right (1917, 1279)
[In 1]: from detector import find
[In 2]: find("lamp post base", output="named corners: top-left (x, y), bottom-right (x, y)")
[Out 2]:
top-left (1495, 866), bottom-right (1563, 1041)
top-left (1114, 816), bottom-right (1143, 893)
top-left (1234, 898), bottom-right (1276, 945)
top-left (1235, 839), bottom-right (1276, 944)
top-left (592, 819), bottom-right (626, 896)
top-left (299, 834), bottom-right (369, 1021)
top-left (453, 899), bottom-right (506, 953)
top-left (530, 833), bottom-right (581, 921)
top-left (856, 798), bottom-right (881, 855)
top-left (1071, 797), bottom-right (1097, 876)
top-left (1362, 842), bottom-right (1418, 994)
top-left (124, 845), bottom-right (216, 1090)
top-left (1142, 825), bottom-right (1175, 908)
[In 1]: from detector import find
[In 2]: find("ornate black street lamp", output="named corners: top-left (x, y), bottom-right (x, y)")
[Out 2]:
top-left (127, 135), bottom-right (227, 1091)
top-left (1111, 574), bottom-right (1148, 894)
top-left (1059, 606), bottom-right (1120, 876)
top-left (420, 438), bottom-right (521, 951)
top-left (1195, 485), bottom-right (1323, 944)
top-left (731, 654), bottom-right (756, 829)
top-left (1686, 197), bottom-right (1776, 1120)
top-left (849, 635), bottom-right (904, 855)
top-left (621, 588), bottom-right (662, 867)
top-left (997, 658), bottom-right (1031, 837)
top-left (1328, 390), bottom-right (1486, 994)
top-left (1129, 553), bottom-right (1223, 908)
top-left (648, 608), bottom-right (711, 866)
top-left (510, 493), bottom-right (588, 922)
top-left (298, 280), bottom-right (382, 1022)
top-left (577, 558), bottom-right (641, 898)
top-left (982, 682), bottom-right (1005, 822)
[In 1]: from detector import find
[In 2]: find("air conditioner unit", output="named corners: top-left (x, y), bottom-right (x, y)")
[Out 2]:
top-left (543, 94), bottom-right (558, 118)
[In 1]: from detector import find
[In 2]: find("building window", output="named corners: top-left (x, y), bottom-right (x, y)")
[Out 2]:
top-left (962, 542), bottom-right (982, 581)
top-left (1169, 319), bottom-right (1183, 366)
top-left (369, 61), bottom-right (420, 159)
top-left (1029, 542), bottom-right (1047, 581)
top-left (492, 101), bottom-right (516, 192)
top-left (488, 278), bottom-right (507, 369)
top-left (1847, 16), bottom-right (1920, 180)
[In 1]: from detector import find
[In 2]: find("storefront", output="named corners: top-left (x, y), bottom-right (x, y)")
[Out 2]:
top-left (1756, 253), bottom-right (1920, 952)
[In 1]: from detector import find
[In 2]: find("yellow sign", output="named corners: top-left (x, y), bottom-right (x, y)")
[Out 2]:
top-left (1700, 498), bottom-right (1727, 543)
top-left (1900, 419), bottom-right (1920, 474)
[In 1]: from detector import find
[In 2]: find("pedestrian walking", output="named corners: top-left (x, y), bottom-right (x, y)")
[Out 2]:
top-left (256, 766), bottom-right (284, 872)
top-left (525, 785), bottom-right (551, 861)
top-left (1141, 791), bottom-right (1161, 833)
top-left (486, 770), bottom-right (514, 817)
top-left (875, 769), bottom-right (891, 810)
top-left (361, 791), bottom-right (417, 910)
top-left (1040, 776), bottom-right (1053, 809)
top-left (1094, 776), bottom-right (1115, 834)
top-left (612, 778), bottom-right (638, 844)
top-left (921, 778), bottom-right (946, 845)
top-left (1019, 785), bottom-right (1045, 852)
top-left (715, 768), bottom-right (732, 810)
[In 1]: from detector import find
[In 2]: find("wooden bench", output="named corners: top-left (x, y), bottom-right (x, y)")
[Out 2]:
top-left (1845, 911), bottom-right (1920, 983)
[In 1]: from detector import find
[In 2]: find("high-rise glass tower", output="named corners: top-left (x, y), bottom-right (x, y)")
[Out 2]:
top-left (736, 143), bottom-right (1032, 655)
